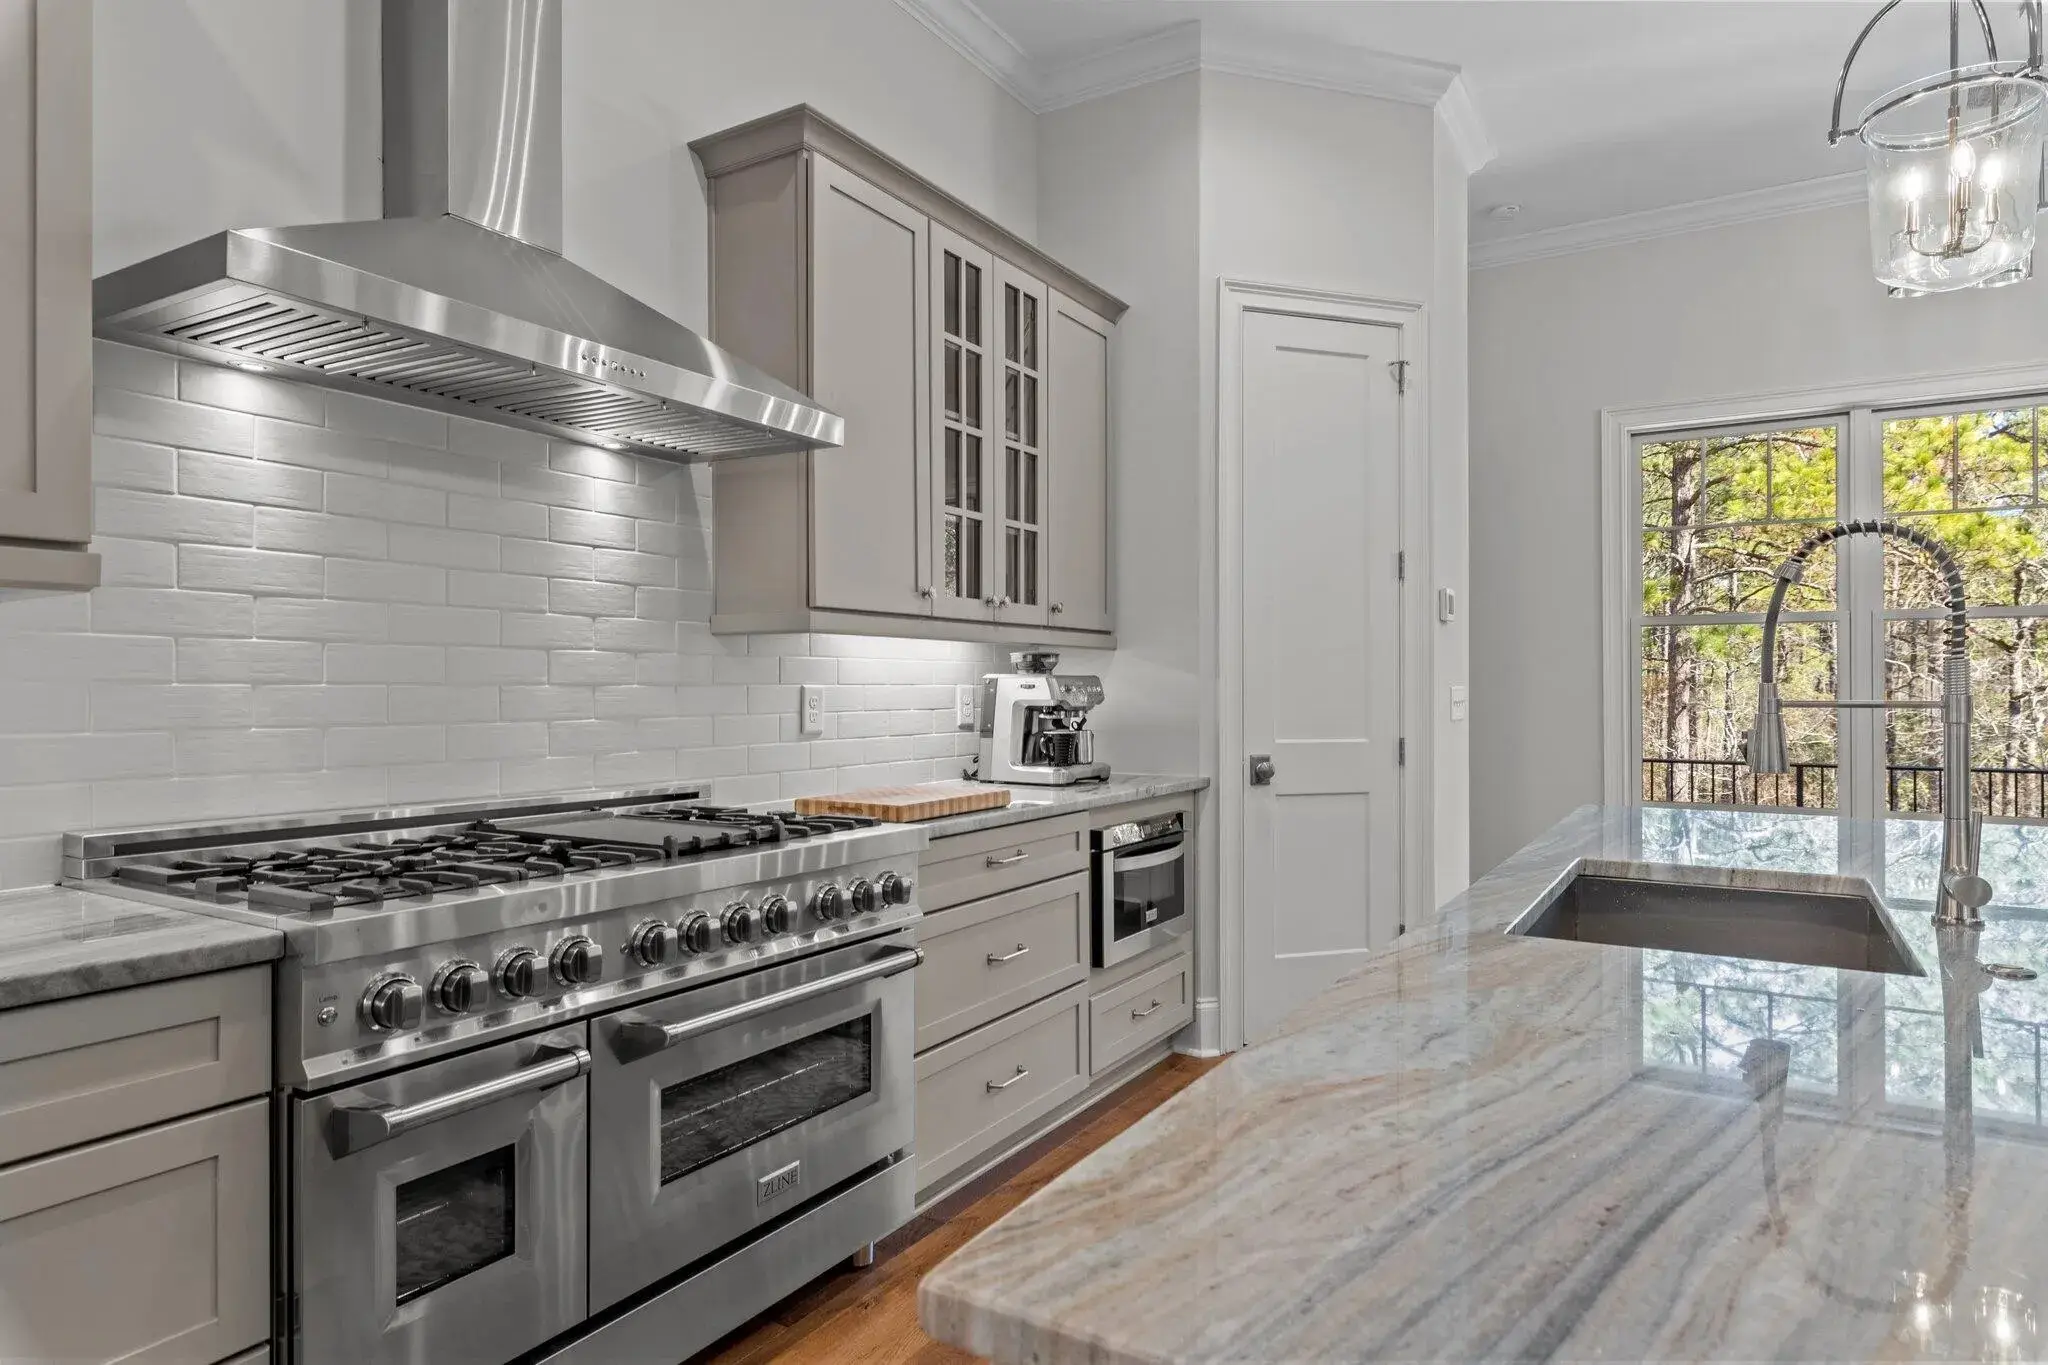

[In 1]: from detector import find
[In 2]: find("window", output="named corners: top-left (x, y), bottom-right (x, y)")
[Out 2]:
top-left (1633, 401), bottom-right (2048, 823)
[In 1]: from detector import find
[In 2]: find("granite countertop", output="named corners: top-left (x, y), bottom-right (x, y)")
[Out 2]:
top-left (0, 885), bottom-right (283, 1009)
top-left (913, 774), bottom-right (1207, 838)
top-left (920, 804), bottom-right (2048, 1363)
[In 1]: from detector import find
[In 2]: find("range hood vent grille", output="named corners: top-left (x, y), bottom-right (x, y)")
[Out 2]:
top-left (156, 292), bottom-right (799, 459)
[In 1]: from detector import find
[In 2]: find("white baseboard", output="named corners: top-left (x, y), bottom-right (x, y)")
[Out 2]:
top-left (1180, 997), bottom-right (1227, 1056)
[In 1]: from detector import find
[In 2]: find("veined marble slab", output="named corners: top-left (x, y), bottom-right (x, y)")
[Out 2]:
top-left (908, 774), bottom-right (1206, 838)
top-left (0, 884), bottom-right (281, 1008)
top-left (920, 804), bottom-right (2048, 1363)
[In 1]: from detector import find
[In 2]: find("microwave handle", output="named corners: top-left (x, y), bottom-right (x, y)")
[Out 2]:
top-left (609, 946), bottom-right (924, 1062)
top-left (326, 1043), bottom-right (591, 1157)
top-left (1111, 843), bottom-right (1186, 873)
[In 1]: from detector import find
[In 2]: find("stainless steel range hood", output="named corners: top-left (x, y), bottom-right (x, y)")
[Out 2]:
top-left (92, 0), bottom-right (842, 463)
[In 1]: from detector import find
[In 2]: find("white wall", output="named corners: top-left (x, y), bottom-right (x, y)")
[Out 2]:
top-left (1430, 113), bottom-right (1472, 905)
top-left (92, 0), bottom-right (1040, 319)
top-left (1468, 203), bottom-right (2048, 876)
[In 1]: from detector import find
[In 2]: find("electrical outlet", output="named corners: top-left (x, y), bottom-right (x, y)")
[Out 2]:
top-left (956, 684), bottom-right (978, 731)
top-left (799, 684), bottom-right (825, 738)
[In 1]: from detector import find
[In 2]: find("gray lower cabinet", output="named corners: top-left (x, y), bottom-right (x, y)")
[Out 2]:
top-left (0, 0), bottom-right (97, 589)
top-left (0, 1098), bottom-right (269, 1364)
top-left (693, 105), bottom-right (1121, 648)
top-left (915, 984), bottom-right (1089, 1192)
top-left (0, 969), bottom-right (272, 1365)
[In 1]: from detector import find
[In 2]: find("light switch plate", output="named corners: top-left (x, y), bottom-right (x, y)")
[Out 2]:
top-left (956, 684), bottom-right (978, 731)
top-left (1449, 685), bottom-right (1468, 722)
top-left (798, 684), bottom-right (825, 738)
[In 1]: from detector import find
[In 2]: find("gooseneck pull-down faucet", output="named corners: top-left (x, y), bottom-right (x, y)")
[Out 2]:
top-left (1746, 519), bottom-right (1994, 927)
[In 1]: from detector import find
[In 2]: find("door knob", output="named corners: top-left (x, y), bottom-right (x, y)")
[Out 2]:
top-left (1249, 754), bottom-right (1275, 786)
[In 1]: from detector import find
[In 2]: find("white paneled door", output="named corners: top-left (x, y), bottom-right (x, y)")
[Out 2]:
top-left (1241, 308), bottom-right (1404, 1045)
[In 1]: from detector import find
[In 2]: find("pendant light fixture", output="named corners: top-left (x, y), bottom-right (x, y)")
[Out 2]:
top-left (1830, 0), bottom-right (2048, 295)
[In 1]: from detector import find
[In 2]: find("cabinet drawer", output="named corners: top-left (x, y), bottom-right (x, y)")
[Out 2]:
top-left (920, 812), bottom-right (1089, 911)
top-left (915, 985), bottom-right (1087, 1190)
top-left (0, 1097), bottom-right (269, 1365)
top-left (916, 871), bottom-right (1089, 1051)
top-left (0, 966), bottom-right (270, 1167)
top-left (1089, 955), bottom-right (1192, 1076)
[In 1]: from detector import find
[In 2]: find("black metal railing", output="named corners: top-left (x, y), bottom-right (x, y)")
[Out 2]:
top-left (1641, 757), bottom-right (2048, 819)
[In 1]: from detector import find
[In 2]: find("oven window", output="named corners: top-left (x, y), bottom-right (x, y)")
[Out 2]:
top-left (393, 1146), bottom-right (516, 1305)
top-left (1113, 851), bottom-right (1186, 943)
top-left (658, 1016), bottom-right (873, 1185)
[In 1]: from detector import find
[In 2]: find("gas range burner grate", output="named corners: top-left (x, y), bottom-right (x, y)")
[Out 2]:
top-left (619, 802), bottom-right (883, 840)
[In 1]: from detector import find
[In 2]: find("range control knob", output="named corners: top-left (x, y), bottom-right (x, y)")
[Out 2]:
top-left (849, 877), bottom-right (879, 916)
top-left (811, 883), bottom-right (846, 922)
top-left (431, 961), bottom-right (490, 1015)
top-left (495, 947), bottom-right (543, 998)
top-left (878, 871), bottom-right (915, 906)
top-left (721, 901), bottom-right (758, 945)
top-left (361, 974), bottom-right (424, 1032)
top-left (627, 919), bottom-right (679, 967)
top-left (550, 935), bottom-right (604, 987)
top-left (677, 912), bottom-right (715, 955)
top-left (759, 894), bottom-right (795, 936)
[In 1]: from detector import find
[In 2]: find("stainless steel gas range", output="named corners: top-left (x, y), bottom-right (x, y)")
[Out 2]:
top-left (64, 787), bottom-right (926, 1365)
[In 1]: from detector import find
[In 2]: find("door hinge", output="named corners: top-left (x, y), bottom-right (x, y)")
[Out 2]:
top-left (1397, 550), bottom-right (1406, 581)
top-left (1398, 737), bottom-right (1407, 766)
top-left (1391, 360), bottom-right (1410, 395)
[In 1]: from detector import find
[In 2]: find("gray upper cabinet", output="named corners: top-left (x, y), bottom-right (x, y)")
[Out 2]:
top-left (694, 107), bottom-right (1122, 646)
top-left (1046, 292), bottom-right (1115, 635)
top-left (0, 0), bottom-right (95, 590)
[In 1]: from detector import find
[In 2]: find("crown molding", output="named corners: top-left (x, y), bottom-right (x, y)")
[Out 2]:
top-left (891, 0), bottom-right (1495, 164)
top-left (890, 0), bottom-right (1040, 109)
top-left (1469, 172), bottom-right (1867, 269)
top-left (1436, 75), bottom-right (1495, 174)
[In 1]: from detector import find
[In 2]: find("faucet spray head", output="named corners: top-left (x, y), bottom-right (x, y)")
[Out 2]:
top-left (1747, 685), bottom-right (1790, 774)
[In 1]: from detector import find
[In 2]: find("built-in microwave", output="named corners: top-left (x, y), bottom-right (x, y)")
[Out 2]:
top-left (1092, 812), bottom-right (1189, 967)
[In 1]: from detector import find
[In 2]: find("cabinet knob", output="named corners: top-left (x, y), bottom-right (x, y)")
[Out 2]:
top-left (1050, 602), bottom-right (1064, 614)
top-left (984, 596), bottom-right (1000, 609)
top-left (919, 586), bottom-right (935, 600)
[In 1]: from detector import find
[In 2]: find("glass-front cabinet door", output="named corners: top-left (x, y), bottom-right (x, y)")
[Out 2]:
top-left (995, 260), bottom-right (1050, 628)
top-left (930, 222), bottom-right (997, 621)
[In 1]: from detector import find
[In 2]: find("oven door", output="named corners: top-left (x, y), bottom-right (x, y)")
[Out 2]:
top-left (291, 1024), bottom-right (589, 1365)
top-left (1095, 824), bottom-right (1190, 966)
top-left (589, 932), bottom-right (919, 1310)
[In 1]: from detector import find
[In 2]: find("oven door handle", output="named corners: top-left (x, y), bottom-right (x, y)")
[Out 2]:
top-left (325, 1044), bottom-right (591, 1157)
top-left (1111, 843), bottom-right (1186, 873)
top-left (608, 946), bottom-right (925, 1063)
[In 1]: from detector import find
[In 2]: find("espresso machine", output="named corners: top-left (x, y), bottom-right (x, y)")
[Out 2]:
top-left (973, 649), bottom-right (1110, 786)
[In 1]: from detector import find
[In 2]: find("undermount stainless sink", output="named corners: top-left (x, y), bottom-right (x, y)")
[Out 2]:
top-left (1507, 862), bottom-right (1925, 977)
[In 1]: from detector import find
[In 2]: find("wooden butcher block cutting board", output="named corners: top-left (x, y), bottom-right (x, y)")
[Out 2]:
top-left (794, 781), bottom-right (1011, 822)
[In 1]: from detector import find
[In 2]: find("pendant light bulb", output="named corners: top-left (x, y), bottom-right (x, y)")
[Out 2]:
top-left (1950, 138), bottom-right (1978, 178)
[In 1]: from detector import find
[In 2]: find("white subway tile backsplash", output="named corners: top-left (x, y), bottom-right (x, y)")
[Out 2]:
top-left (0, 348), bottom-right (1010, 888)
top-left (326, 557), bottom-right (446, 604)
top-left (390, 523), bottom-right (498, 571)
top-left (179, 449), bottom-right (324, 510)
top-left (549, 506), bottom-right (637, 550)
top-left (178, 637), bottom-right (325, 684)
top-left (94, 436), bottom-right (177, 493)
top-left (97, 487), bottom-right (254, 546)
top-left (257, 506), bottom-right (389, 559)
top-left (93, 587), bottom-right (253, 639)
top-left (179, 544), bottom-right (325, 596)
top-left (388, 686), bottom-right (499, 724)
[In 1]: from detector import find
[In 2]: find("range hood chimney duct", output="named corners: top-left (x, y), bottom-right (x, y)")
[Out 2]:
top-left (92, 0), bottom-right (843, 463)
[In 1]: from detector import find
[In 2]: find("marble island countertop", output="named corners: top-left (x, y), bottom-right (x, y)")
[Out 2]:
top-left (920, 804), bottom-right (2048, 1363)
top-left (0, 885), bottom-right (283, 1009)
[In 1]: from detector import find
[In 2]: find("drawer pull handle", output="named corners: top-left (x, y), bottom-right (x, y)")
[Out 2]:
top-left (1132, 999), bottom-right (1164, 1019)
top-left (986, 943), bottom-right (1031, 965)
top-left (986, 1065), bottom-right (1030, 1092)
top-left (986, 850), bottom-right (1031, 867)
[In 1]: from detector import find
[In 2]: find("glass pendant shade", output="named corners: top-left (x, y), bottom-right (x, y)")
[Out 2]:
top-left (1862, 67), bottom-right (2047, 295)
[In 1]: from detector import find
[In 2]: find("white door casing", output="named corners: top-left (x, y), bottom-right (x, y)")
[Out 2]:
top-left (1239, 309), bottom-right (1404, 1044)
top-left (1216, 282), bottom-right (1426, 1053)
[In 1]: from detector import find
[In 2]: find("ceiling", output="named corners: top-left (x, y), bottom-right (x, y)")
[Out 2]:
top-left (946, 0), bottom-right (2022, 256)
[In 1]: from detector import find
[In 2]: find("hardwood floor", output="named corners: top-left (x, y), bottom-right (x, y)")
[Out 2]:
top-left (683, 1053), bottom-right (1225, 1365)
